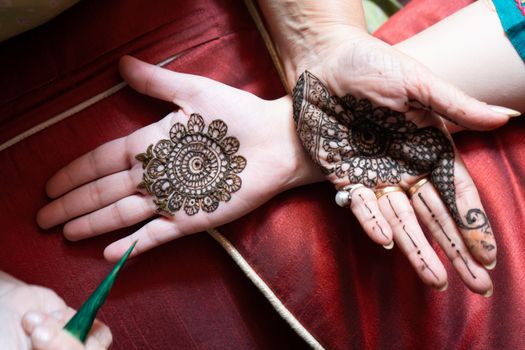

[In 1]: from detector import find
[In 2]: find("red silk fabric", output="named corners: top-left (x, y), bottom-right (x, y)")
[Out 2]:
top-left (1, 0), bottom-right (524, 349)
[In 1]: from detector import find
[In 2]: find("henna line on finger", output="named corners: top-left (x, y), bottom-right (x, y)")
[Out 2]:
top-left (386, 195), bottom-right (398, 218)
top-left (376, 224), bottom-right (388, 239)
top-left (417, 193), bottom-right (453, 242)
top-left (418, 193), bottom-right (477, 279)
top-left (386, 195), bottom-right (418, 248)
top-left (420, 257), bottom-right (440, 282)
top-left (360, 194), bottom-right (373, 215)
top-left (457, 250), bottom-right (477, 279)
top-left (402, 225), bottom-right (418, 248)
top-left (359, 194), bottom-right (388, 239)
top-left (385, 196), bottom-right (438, 282)
top-left (386, 195), bottom-right (438, 282)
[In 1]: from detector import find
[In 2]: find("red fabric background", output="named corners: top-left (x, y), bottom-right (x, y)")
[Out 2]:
top-left (1, 0), bottom-right (524, 349)
top-left (0, 0), bottom-right (304, 349)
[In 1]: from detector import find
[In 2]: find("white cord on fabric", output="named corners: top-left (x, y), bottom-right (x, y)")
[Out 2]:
top-left (208, 229), bottom-right (324, 349)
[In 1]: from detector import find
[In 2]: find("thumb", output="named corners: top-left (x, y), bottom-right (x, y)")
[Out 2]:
top-left (23, 310), bottom-right (112, 350)
top-left (118, 55), bottom-right (216, 106)
top-left (408, 69), bottom-right (520, 130)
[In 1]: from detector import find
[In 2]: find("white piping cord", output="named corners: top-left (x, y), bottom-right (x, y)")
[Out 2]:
top-left (208, 228), bottom-right (325, 350)
top-left (0, 54), bottom-right (179, 153)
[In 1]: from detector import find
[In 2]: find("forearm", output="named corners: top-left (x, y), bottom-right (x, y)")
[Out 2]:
top-left (257, 0), bottom-right (367, 87)
top-left (395, 0), bottom-right (525, 111)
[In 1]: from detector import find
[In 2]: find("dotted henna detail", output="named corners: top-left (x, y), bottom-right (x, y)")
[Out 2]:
top-left (387, 195), bottom-right (439, 283)
top-left (136, 113), bottom-right (246, 216)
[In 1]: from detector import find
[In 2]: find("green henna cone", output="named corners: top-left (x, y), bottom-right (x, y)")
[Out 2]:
top-left (64, 241), bottom-right (137, 342)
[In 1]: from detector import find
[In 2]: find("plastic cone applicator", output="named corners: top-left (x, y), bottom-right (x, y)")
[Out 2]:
top-left (64, 241), bottom-right (137, 342)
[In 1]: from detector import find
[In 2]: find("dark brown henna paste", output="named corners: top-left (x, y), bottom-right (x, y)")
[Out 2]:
top-left (387, 195), bottom-right (439, 283)
top-left (293, 71), bottom-right (492, 250)
top-left (418, 193), bottom-right (476, 279)
top-left (359, 194), bottom-right (388, 239)
top-left (136, 114), bottom-right (246, 216)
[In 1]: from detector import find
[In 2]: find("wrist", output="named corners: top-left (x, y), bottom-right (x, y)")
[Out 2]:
top-left (271, 96), bottom-right (324, 192)
top-left (257, 0), bottom-right (368, 88)
top-left (280, 26), bottom-right (368, 88)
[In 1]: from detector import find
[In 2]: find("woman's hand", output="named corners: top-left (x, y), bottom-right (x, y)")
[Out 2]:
top-left (258, 0), bottom-right (517, 132)
top-left (291, 29), bottom-right (516, 133)
top-left (257, 1), bottom-right (509, 294)
top-left (293, 69), bottom-right (497, 295)
top-left (0, 272), bottom-right (111, 350)
top-left (37, 56), bottom-right (321, 262)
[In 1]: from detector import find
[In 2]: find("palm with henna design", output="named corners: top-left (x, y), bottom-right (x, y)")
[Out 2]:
top-left (37, 56), bottom-right (319, 262)
top-left (293, 71), bottom-right (496, 295)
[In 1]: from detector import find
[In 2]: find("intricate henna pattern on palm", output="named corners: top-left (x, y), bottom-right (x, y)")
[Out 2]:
top-left (136, 113), bottom-right (246, 216)
top-left (292, 71), bottom-right (492, 242)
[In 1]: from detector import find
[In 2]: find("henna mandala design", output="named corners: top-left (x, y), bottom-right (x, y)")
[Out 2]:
top-left (292, 71), bottom-right (493, 241)
top-left (136, 114), bottom-right (246, 216)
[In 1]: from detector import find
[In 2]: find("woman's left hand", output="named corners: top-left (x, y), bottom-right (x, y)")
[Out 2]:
top-left (37, 56), bottom-right (321, 262)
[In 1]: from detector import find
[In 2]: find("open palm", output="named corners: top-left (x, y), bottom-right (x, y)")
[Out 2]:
top-left (37, 56), bottom-right (318, 262)
top-left (292, 32), bottom-right (504, 295)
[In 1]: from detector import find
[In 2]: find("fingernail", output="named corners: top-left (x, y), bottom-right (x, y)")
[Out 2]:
top-left (25, 312), bottom-right (43, 328)
top-left (484, 259), bottom-right (497, 270)
top-left (33, 326), bottom-right (52, 344)
top-left (382, 241), bottom-right (394, 250)
top-left (489, 105), bottom-right (521, 117)
top-left (483, 286), bottom-right (494, 298)
top-left (437, 281), bottom-right (449, 292)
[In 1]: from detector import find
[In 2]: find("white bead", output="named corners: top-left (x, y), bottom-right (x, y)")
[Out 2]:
top-left (335, 190), bottom-right (350, 207)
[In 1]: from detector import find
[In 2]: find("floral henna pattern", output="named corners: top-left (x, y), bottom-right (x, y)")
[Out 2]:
top-left (292, 71), bottom-right (493, 249)
top-left (136, 114), bottom-right (246, 216)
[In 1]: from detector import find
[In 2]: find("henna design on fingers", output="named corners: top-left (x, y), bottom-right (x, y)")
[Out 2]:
top-left (387, 195), bottom-right (439, 283)
top-left (359, 194), bottom-right (388, 239)
top-left (293, 71), bottom-right (493, 251)
top-left (457, 249), bottom-right (477, 280)
top-left (136, 114), bottom-right (246, 216)
top-left (418, 193), bottom-right (476, 279)
top-left (387, 196), bottom-right (417, 248)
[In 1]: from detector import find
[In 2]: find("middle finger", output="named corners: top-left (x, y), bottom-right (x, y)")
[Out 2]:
top-left (37, 166), bottom-right (143, 229)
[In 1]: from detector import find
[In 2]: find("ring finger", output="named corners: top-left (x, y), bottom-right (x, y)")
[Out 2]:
top-left (377, 187), bottom-right (448, 289)
top-left (37, 165), bottom-right (143, 229)
top-left (63, 194), bottom-right (156, 241)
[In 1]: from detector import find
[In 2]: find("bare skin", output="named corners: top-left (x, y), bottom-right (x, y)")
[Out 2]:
top-left (0, 272), bottom-right (111, 350)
